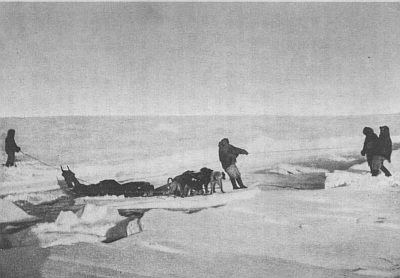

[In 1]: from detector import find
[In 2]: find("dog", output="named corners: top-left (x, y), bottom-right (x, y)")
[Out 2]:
top-left (167, 171), bottom-right (200, 198)
top-left (167, 177), bottom-right (185, 197)
top-left (198, 167), bottom-right (214, 194)
top-left (209, 171), bottom-right (226, 194)
top-left (167, 168), bottom-right (226, 197)
top-left (185, 178), bottom-right (205, 196)
top-left (194, 167), bottom-right (225, 194)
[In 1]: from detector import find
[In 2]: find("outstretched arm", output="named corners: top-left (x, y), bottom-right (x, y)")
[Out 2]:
top-left (231, 145), bottom-right (248, 155)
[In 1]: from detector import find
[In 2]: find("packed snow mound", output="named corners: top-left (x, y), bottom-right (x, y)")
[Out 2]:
top-left (0, 160), bottom-right (60, 195)
top-left (0, 199), bottom-right (38, 223)
top-left (28, 188), bottom-right (259, 248)
top-left (2, 160), bottom-right (59, 182)
top-left (326, 149), bottom-right (400, 190)
top-left (35, 203), bottom-right (125, 233)
top-left (325, 171), bottom-right (400, 190)
top-left (29, 187), bottom-right (260, 248)
top-left (31, 203), bottom-right (140, 247)
top-left (268, 164), bottom-right (327, 175)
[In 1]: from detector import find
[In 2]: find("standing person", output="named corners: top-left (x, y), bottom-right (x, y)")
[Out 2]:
top-left (218, 138), bottom-right (248, 190)
top-left (5, 129), bottom-right (21, 167)
top-left (360, 127), bottom-right (378, 173)
top-left (371, 126), bottom-right (392, 177)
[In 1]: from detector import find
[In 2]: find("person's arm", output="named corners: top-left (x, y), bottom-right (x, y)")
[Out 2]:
top-left (231, 145), bottom-right (248, 155)
top-left (361, 138), bottom-right (367, 156)
top-left (13, 140), bottom-right (20, 152)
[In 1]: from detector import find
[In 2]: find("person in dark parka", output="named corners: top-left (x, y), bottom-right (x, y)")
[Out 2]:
top-left (361, 127), bottom-right (378, 173)
top-left (371, 126), bottom-right (392, 177)
top-left (218, 138), bottom-right (248, 189)
top-left (5, 129), bottom-right (21, 167)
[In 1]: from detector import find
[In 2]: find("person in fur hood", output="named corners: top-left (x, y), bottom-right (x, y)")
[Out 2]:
top-left (218, 138), bottom-right (248, 189)
top-left (361, 127), bottom-right (378, 173)
top-left (5, 129), bottom-right (21, 167)
top-left (371, 126), bottom-right (392, 177)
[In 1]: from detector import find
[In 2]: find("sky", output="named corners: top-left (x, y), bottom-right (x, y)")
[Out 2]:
top-left (1, 2), bottom-right (400, 117)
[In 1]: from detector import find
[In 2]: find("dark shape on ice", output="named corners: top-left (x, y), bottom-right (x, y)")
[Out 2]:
top-left (166, 170), bottom-right (206, 198)
top-left (361, 127), bottom-right (378, 173)
top-left (218, 138), bottom-right (248, 189)
top-left (165, 168), bottom-right (223, 197)
top-left (60, 166), bottom-right (155, 197)
top-left (103, 211), bottom-right (147, 243)
top-left (371, 126), bottom-right (392, 177)
top-left (4, 129), bottom-right (21, 167)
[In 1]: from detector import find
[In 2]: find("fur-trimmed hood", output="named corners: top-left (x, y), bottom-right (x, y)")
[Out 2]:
top-left (363, 127), bottom-right (374, 136)
top-left (6, 129), bottom-right (15, 139)
top-left (373, 126), bottom-right (392, 162)
top-left (218, 138), bottom-right (229, 147)
top-left (379, 126), bottom-right (390, 138)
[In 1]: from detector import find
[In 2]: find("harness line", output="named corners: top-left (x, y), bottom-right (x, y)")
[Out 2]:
top-left (20, 151), bottom-right (91, 184)
top-left (20, 151), bottom-right (57, 168)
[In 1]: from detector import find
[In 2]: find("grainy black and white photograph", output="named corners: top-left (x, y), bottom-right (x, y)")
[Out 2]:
top-left (1, 2), bottom-right (400, 277)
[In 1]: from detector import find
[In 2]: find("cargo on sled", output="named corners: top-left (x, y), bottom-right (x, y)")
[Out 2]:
top-left (60, 166), bottom-right (155, 197)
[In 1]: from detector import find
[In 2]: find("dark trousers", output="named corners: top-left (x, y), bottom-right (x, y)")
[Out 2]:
top-left (370, 155), bottom-right (391, 177)
top-left (228, 176), bottom-right (246, 189)
top-left (5, 152), bottom-right (15, 167)
top-left (366, 154), bottom-right (373, 171)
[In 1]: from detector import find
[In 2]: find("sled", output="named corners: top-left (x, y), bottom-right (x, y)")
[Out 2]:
top-left (60, 167), bottom-right (155, 198)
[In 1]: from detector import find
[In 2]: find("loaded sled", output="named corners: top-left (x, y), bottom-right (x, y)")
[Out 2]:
top-left (60, 166), bottom-right (155, 197)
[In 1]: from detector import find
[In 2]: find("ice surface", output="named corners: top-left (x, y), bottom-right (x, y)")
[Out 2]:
top-left (1, 115), bottom-right (400, 276)
top-left (267, 163), bottom-right (327, 175)
top-left (30, 204), bottom-right (129, 247)
top-left (325, 149), bottom-right (400, 190)
top-left (0, 198), bottom-right (38, 223)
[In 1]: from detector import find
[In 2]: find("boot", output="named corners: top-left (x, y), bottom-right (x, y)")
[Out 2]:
top-left (381, 166), bottom-right (392, 177)
top-left (236, 177), bottom-right (247, 189)
top-left (371, 170), bottom-right (379, 177)
top-left (230, 178), bottom-right (240, 190)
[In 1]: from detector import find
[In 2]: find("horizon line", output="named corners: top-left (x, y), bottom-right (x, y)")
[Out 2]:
top-left (1, 112), bottom-right (400, 119)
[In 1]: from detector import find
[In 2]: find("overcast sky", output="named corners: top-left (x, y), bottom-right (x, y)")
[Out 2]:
top-left (1, 2), bottom-right (400, 117)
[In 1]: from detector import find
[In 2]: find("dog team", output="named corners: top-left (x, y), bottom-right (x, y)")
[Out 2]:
top-left (166, 138), bottom-right (249, 197)
top-left (4, 129), bottom-right (248, 198)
